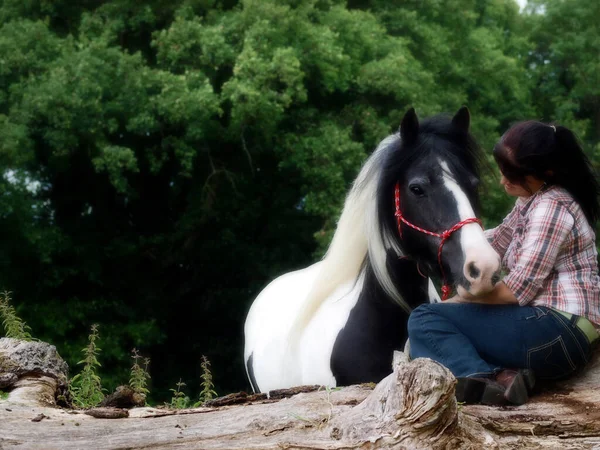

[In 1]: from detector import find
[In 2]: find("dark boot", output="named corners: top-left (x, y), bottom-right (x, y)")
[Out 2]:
top-left (455, 377), bottom-right (491, 404)
top-left (483, 369), bottom-right (532, 406)
top-left (456, 369), bottom-right (534, 406)
top-left (519, 368), bottom-right (536, 392)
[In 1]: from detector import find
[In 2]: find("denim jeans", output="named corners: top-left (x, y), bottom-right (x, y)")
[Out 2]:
top-left (407, 303), bottom-right (594, 379)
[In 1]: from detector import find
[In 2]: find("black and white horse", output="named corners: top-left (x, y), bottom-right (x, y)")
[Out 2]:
top-left (244, 107), bottom-right (501, 393)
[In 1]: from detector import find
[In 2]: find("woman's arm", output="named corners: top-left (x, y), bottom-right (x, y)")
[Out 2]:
top-left (502, 198), bottom-right (573, 306)
top-left (448, 198), bottom-right (574, 307)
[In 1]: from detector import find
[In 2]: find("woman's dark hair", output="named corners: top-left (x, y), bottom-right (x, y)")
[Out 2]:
top-left (493, 120), bottom-right (600, 225)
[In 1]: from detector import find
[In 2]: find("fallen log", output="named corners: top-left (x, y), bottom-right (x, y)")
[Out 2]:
top-left (1, 337), bottom-right (599, 449)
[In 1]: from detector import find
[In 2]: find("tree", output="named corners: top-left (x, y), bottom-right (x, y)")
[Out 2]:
top-left (527, 0), bottom-right (600, 148)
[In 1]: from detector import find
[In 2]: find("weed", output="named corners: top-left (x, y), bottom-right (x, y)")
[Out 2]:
top-left (197, 355), bottom-right (217, 405)
top-left (168, 379), bottom-right (190, 409)
top-left (69, 324), bottom-right (105, 408)
top-left (289, 412), bottom-right (316, 423)
top-left (129, 349), bottom-right (150, 402)
top-left (321, 385), bottom-right (339, 423)
top-left (0, 292), bottom-right (33, 340)
top-left (288, 385), bottom-right (340, 428)
top-left (0, 390), bottom-right (8, 400)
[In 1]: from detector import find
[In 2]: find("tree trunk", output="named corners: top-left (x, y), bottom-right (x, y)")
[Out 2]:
top-left (1, 337), bottom-right (599, 449)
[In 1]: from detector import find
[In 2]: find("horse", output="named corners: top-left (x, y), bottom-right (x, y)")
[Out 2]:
top-left (244, 107), bottom-right (501, 393)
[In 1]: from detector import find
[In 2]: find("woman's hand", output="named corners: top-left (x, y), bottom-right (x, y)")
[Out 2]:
top-left (444, 289), bottom-right (477, 303)
top-left (448, 282), bottom-right (519, 305)
top-left (444, 294), bottom-right (469, 303)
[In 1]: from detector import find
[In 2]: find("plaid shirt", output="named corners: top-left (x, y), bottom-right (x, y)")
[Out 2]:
top-left (485, 185), bottom-right (600, 326)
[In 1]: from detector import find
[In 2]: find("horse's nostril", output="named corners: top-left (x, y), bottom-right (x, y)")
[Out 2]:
top-left (491, 270), bottom-right (501, 285)
top-left (467, 262), bottom-right (480, 279)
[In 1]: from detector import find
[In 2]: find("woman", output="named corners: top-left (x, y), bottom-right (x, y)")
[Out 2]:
top-left (407, 120), bottom-right (600, 406)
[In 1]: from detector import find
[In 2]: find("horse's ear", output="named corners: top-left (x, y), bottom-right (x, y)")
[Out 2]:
top-left (452, 106), bottom-right (470, 133)
top-left (400, 107), bottom-right (419, 145)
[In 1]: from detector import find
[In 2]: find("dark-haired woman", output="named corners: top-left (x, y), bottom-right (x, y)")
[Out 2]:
top-left (407, 120), bottom-right (600, 406)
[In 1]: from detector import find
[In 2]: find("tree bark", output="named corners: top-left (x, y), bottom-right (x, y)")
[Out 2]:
top-left (1, 337), bottom-right (599, 449)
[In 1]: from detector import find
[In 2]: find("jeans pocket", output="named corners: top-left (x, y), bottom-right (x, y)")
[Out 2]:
top-left (527, 335), bottom-right (577, 380)
top-left (524, 306), bottom-right (551, 320)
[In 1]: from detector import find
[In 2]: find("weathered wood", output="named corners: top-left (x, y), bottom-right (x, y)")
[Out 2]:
top-left (329, 358), bottom-right (497, 449)
top-left (85, 407), bottom-right (129, 419)
top-left (0, 338), bottom-right (68, 407)
top-left (2, 336), bottom-right (600, 449)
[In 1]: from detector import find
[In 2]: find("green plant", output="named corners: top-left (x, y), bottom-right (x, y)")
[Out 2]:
top-left (197, 355), bottom-right (217, 405)
top-left (129, 349), bottom-right (151, 401)
top-left (69, 324), bottom-right (105, 408)
top-left (168, 379), bottom-right (190, 409)
top-left (0, 292), bottom-right (33, 340)
top-left (0, 390), bottom-right (8, 400)
top-left (321, 385), bottom-right (340, 424)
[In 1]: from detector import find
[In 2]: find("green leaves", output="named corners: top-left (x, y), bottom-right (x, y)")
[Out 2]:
top-left (198, 355), bottom-right (217, 404)
top-left (0, 292), bottom-right (33, 340)
top-left (528, 0), bottom-right (600, 142)
top-left (129, 349), bottom-right (151, 400)
top-left (280, 121), bottom-right (364, 219)
top-left (69, 324), bottom-right (105, 408)
top-left (224, 46), bottom-right (306, 134)
top-left (92, 145), bottom-right (139, 193)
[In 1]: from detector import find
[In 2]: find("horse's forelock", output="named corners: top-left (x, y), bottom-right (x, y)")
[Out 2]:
top-left (418, 115), bottom-right (482, 177)
top-left (378, 116), bottom-right (482, 202)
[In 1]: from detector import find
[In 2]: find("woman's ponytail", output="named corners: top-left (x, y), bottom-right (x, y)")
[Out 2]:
top-left (552, 125), bottom-right (600, 225)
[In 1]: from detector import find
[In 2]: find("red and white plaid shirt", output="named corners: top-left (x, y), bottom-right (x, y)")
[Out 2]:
top-left (485, 185), bottom-right (600, 326)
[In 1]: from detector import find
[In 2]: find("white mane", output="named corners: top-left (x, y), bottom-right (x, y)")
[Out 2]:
top-left (287, 134), bottom-right (411, 347)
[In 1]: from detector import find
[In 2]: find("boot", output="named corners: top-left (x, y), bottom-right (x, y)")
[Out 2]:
top-left (482, 369), bottom-right (533, 406)
top-left (456, 369), bottom-right (535, 406)
top-left (455, 377), bottom-right (494, 404)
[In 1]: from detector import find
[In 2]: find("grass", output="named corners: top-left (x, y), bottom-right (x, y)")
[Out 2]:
top-left (69, 324), bottom-right (105, 408)
top-left (168, 379), bottom-right (191, 409)
top-left (198, 355), bottom-right (217, 405)
top-left (129, 348), bottom-right (151, 403)
top-left (0, 291), bottom-right (33, 340)
top-left (167, 356), bottom-right (219, 409)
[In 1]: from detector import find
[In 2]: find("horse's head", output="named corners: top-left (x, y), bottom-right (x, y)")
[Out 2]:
top-left (377, 107), bottom-right (500, 299)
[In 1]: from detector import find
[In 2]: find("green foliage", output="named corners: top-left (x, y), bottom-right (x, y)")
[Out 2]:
top-left (527, 0), bottom-right (600, 141)
top-left (168, 379), bottom-right (191, 409)
top-left (129, 349), bottom-right (151, 401)
top-left (0, 292), bottom-right (33, 340)
top-left (198, 355), bottom-right (217, 404)
top-left (69, 324), bottom-right (105, 408)
top-left (0, 390), bottom-right (8, 400)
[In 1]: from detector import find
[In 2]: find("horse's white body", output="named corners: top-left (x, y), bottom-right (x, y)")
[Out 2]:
top-left (244, 260), bottom-right (440, 392)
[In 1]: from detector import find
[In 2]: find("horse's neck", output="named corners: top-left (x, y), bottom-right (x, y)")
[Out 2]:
top-left (363, 256), bottom-right (430, 310)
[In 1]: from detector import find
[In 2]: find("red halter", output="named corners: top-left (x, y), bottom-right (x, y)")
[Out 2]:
top-left (394, 182), bottom-right (482, 300)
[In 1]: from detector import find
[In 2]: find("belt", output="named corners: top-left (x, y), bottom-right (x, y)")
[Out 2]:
top-left (554, 309), bottom-right (600, 344)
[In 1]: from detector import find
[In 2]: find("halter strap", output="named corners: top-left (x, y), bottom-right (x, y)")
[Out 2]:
top-left (394, 182), bottom-right (482, 300)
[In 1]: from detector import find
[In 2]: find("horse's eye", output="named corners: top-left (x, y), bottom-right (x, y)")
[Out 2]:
top-left (409, 185), bottom-right (425, 196)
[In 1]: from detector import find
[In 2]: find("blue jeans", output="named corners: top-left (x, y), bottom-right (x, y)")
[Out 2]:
top-left (407, 303), bottom-right (594, 379)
